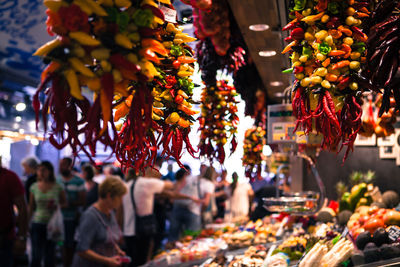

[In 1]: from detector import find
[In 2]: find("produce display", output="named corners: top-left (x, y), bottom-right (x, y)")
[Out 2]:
top-left (363, 0), bottom-right (400, 116)
top-left (198, 80), bottom-right (239, 164)
top-left (283, 0), bottom-right (370, 161)
top-left (33, 0), bottom-right (199, 170)
top-left (299, 237), bottom-right (354, 267)
top-left (359, 94), bottom-right (397, 138)
top-left (242, 126), bottom-right (266, 180)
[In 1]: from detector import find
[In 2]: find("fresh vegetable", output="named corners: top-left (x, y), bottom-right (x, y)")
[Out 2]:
top-left (242, 127), bottom-right (266, 181)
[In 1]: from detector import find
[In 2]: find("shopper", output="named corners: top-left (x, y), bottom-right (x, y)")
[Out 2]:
top-left (29, 161), bottom-right (67, 267)
top-left (228, 172), bottom-right (254, 220)
top-left (81, 164), bottom-right (98, 209)
top-left (93, 164), bottom-right (105, 184)
top-left (0, 166), bottom-right (28, 267)
top-left (72, 176), bottom-right (127, 267)
top-left (169, 166), bottom-right (215, 241)
top-left (161, 162), bottom-right (175, 182)
top-left (214, 170), bottom-right (229, 220)
top-left (21, 156), bottom-right (39, 203)
top-left (58, 157), bottom-right (86, 267)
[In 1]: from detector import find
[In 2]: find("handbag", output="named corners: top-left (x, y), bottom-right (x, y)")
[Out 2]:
top-left (130, 179), bottom-right (156, 237)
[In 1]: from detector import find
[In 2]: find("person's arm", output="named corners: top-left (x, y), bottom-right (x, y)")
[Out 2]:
top-left (214, 190), bottom-right (227, 198)
top-left (13, 194), bottom-right (28, 238)
top-left (59, 189), bottom-right (67, 208)
top-left (162, 190), bottom-right (200, 202)
top-left (28, 192), bottom-right (35, 221)
top-left (77, 250), bottom-right (121, 267)
top-left (161, 180), bottom-right (174, 192)
top-left (248, 187), bottom-right (255, 215)
top-left (201, 193), bottom-right (212, 208)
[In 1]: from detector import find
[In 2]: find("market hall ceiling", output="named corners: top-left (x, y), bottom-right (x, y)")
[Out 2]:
top-left (227, 0), bottom-right (291, 102)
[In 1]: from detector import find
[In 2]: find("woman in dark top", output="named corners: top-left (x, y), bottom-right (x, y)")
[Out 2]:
top-left (82, 165), bottom-right (98, 209)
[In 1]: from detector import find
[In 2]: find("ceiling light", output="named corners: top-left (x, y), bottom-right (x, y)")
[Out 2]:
top-left (31, 139), bottom-right (39, 146)
top-left (258, 50), bottom-right (276, 57)
top-left (15, 116), bottom-right (22, 122)
top-left (13, 123), bottom-right (19, 129)
top-left (274, 92), bottom-right (284, 97)
top-left (25, 135), bottom-right (31, 141)
top-left (15, 102), bottom-right (26, 111)
top-left (249, 24), bottom-right (270, 31)
top-left (270, 81), bottom-right (284, 87)
top-left (19, 129), bottom-right (25, 134)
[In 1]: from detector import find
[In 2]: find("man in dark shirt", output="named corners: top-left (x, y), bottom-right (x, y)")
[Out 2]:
top-left (21, 157), bottom-right (38, 203)
top-left (0, 167), bottom-right (28, 267)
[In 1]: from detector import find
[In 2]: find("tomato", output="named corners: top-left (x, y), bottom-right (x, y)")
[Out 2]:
top-left (364, 217), bottom-right (385, 233)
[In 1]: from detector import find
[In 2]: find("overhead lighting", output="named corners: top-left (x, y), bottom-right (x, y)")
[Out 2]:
top-left (274, 92), bottom-right (284, 97)
top-left (15, 102), bottom-right (26, 111)
top-left (13, 123), bottom-right (19, 129)
top-left (270, 81), bottom-right (284, 87)
top-left (31, 139), bottom-right (39, 146)
top-left (249, 24), bottom-right (270, 31)
top-left (15, 116), bottom-right (22, 122)
top-left (25, 135), bottom-right (31, 141)
top-left (19, 129), bottom-right (25, 134)
top-left (259, 50), bottom-right (276, 57)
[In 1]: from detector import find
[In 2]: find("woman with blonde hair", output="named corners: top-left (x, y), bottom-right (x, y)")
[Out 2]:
top-left (72, 176), bottom-right (127, 267)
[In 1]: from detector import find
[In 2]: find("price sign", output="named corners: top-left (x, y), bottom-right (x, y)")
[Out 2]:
top-left (387, 226), bottom-right (400, 242)
top-left (160, 6), bottom-right (177, 23)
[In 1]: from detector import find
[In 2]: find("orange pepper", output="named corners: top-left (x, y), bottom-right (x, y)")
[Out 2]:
top-left (301, 12), bottom-right (325, 22)
top-left (177, 56), bottom-right (196, 64)
top-left (355, 12), bottom-right (369, 18)
top-left (341, 44), bottom-right (352, 58)
top-left (114, 80), bottom-right (129, 97)
top-left (119, 68), bottom-right (137, 81)
top-left (177, 104), bottom-right (198, 115)
top-left (141, 38), bottom-right (168, 57)
top-left (322, 58), bottom-right (331, 68)
top-left (332, 60), bottom-right (350, 70)
top-left (338, 26), bottom-right (352, 36)
top-left (114, 95), bottom-right (133, 122)
top-left (41, 61), bottom-right (61, 82)
top-left (348, 0), bottom-right (355, 5)
top-left (139, 48), bottom-right (161, 64)
top-left (359, 7), bottom-right (370, 14)
top-left (282, 41), bottom-right (298, 54)
top-left (305, 66), bottom-right (314, 76)
top-left (328, 50), bottom-right (346, 57)
top-left (326, 73), bottom-right (338, 82)
top-left (360, 57), bottom-right (367, 63)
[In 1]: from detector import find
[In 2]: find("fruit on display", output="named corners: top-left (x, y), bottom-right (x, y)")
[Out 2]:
top-left (34, 0), bottom-right (199, 170)
top-left (198, 80), bottom-right (239, 164)
top-left (273, 235), bottom-right (308, 261)
top-left (282, 0), bottom-right (370, 161)
top-left (363, 0), bottom-right (400, 116)
top-left (242, 126), bottom-right (266, 180)
top-left (382, 191), bottom-right (400, 209)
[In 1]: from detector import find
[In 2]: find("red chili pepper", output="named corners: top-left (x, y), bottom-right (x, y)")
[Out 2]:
top-left (172, 60), bottom-right (181, 69)
top-left (294, 66), bottom-right (304, 74)
top-left (175, 94), bottom-right (184, 104)
top-left (316, 0), bottom-right (328, 12)
top-left (351, 26), bottom-right (368, 42)
top-left (290, 28), bottom-right (305, 41)
top-left (284, 36), bottom-right (293, 42)
top-left (282, 18), bottom-right (299, 31)
top-left (337, 76), bottom-right (350, 90)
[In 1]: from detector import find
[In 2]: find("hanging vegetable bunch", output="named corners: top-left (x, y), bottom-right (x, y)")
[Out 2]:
top-left (360, 94), bottom-right (397, 138)
top-left (282, 0), bottom-right (370, 160)
top-left (362, 0), bottom-right (400, 116)
top-left (242, 126), bottom-right (266, 181)
top-left (198, 80), bottom-right (239, 164)
top-left (149, 22), bottom-right (199, 168)
top-left (34, 0), bottom-right (199, 171)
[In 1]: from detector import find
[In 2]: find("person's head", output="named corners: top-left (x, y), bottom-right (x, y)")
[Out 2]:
top-left (37, 161), bottom-right (56, 183)
top-left (125, 168), bottom-right (138, 182)
top-left (221, 170), bottom-right (227, 180)
top-left (98, 176), bottom-right (127, 210)
top-left (81, 164), bottom-right (94, 182)
top-left (59, 157), bottom-right (73, 177)
top-left (21, 156), bottom-right (39, 175)
top-left (175, 168), bottom-right (189, 182)
top-left (167, 163), bottom-right (173, 172)
top-left (103, 165), bottom-right (115, 176)
top-left (203, 166), bottom-right (214, 181)
top-left (155, 156), bottom-right (163, 169)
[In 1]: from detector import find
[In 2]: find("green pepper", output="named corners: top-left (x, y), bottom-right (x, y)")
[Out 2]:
top-left (282, 68), bottom-right (294, 74)
top-left (302, 46), bottom-right (312, 56)
top-left (293, 0), bottom-right (306, 11)
top-left (318, 42), bottom-right (331, 55)
top-left (116, 11), bottom-right (130, 32)
top-left (132, 9), bottom-right (153, 28)
top-left (327, 2), bottom-right (340, 14)
top-left (179, 77), bottom-right (194, 94)
top-left (352, 42), bottom-right (366, 53)
top-left (170, 45), bottom-right (183, 57)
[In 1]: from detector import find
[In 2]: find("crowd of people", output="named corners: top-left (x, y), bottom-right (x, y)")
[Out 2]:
top-left (1, 155), bottom-right (281, 267)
